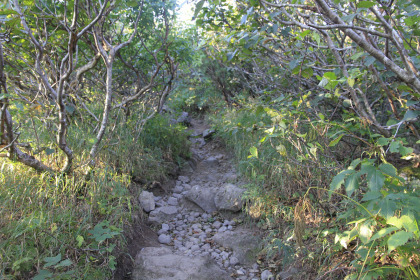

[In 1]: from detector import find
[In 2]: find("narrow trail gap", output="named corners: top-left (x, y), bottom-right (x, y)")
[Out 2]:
top-left (131, 117), bottom-right (272, 280)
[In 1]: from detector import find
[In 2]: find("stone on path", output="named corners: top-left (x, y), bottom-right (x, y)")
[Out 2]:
top-left (158, 234), bottom-right (171, 244)
top-left (201, 156), bottom-right (219, 168)
top-left (148, 206), bottom-right (178, 224)
top-left (138, 191), bottom-right (155, 213)
top-left (178, 175), bottom-right (190, 183)
top-left (214, 183), bottom-right (245, 212)
top-left (175, 111), bottom-right (191, 126)
top-left (202, 129), bottom-right (215, 139)
top-left (261, 270), bottom-right (274, 280)
top-left (212, 227), bottom-right (263, 266)
top-left (185, 185), bottom-right (218, 213)
top-left (133, 247), bottom-right (232, 280)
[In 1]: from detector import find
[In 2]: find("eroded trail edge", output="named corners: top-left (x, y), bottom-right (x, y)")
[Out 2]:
top-left (133, 118), bottom-right (273, 280)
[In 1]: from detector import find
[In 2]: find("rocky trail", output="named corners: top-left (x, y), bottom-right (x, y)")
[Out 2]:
top-left (132, 118), bottom-right (274, 280)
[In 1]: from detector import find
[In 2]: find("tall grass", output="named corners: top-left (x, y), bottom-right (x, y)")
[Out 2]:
top-left (207, 99), bottom-right (345, 276)
top-left (0, 113), bottom-right (190, 279)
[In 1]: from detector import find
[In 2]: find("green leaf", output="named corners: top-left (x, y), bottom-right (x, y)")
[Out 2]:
top-left (248, 146), bottom-right (258, 158)
top-left (347, 77), bottom-right (355, 87)
top-left (323, 72), bottom-right (337, 80)
top-left (387, 231), bottom-right (413, 252)
top-left (23, 0), bottom-right (35, 6)
top-left (378, 163), bottom-right (397, 177)
top-left (276, 144), bottom-right (287, 156)
top-left (76, 235), bottom-right (84, 248)
top-left (403, 110), bottom-right (420, 121)
top-left (362, 191), bottom-right (382, 201)
top-left (368, 169), bottom-right (385, 191)
top-left (388, 215), bottom-right (419, 233)
top-left (45, 148), bottom-right (55, 155)
top-left (351, 52), bottom-right (365, 60)
top-left (345, 173), bottom-right (359, 197)
top-left (226, 49), bottom-right (238, 61)
top-left (358, 1), bottom-right (376, 8)
top-left (55, 259), bottom-right (72, 268)
top-left (44, 253), bottom-right (61, 268)
top-left (330, 169), bottom-right (354, 192)
top-left (389, 141), bottom-right (400, 153)
top-left (379, 198), bottom-right (397, 220)
top-left (364, 56), bottom-right (376, 66)
top-left (0, 9), bottom-right (18, 15)
top-left (312, 32), bottom-right (320, 46)
top-left (33, 270), bottom-right (53, 280)
top-left (329, 134), bottom-right (343, 147)
top-left (377, 137), bottom-right (390, 146)
top-left (359, 223), bottom-right (373, 244)
top-left (241, 14), bottom-right (247, 25)
top-left (370, 226), bottom-right (398, 241)
top-left (193, 0), bottom-right (205, 19)
top-left (399, 145), bottom-right (413, 156)
top-left (301, 68), bottom-right (313, 78)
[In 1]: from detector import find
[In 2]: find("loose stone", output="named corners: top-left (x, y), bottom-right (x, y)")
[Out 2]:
top-left (261, 270), bottom-right (274, 280)
top-left (158, 234), bottom-right (171, 244)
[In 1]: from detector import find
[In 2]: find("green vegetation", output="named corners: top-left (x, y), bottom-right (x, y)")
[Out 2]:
top-left (0, 117), bottom-right (189, 279)
top-left (1, 0), bottom-right (419, 279)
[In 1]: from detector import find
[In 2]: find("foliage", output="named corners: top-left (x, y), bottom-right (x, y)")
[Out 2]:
top-left (0, 111), bottom-right (190, 278)
top-left (192, 0), bottom-right (420, 277)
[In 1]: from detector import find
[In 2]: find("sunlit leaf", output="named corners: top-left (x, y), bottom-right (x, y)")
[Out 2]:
top-left (388, 231), bottom-right (413, 252)
top-left (358, 1), bottom-right (376, 8)
top-left (248, 146), bottom-right (258, 158)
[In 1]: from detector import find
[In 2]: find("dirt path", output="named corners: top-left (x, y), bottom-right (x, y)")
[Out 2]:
top-left (131, 118), bottom-right (273, 280)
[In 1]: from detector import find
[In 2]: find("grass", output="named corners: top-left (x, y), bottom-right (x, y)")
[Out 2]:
top-left (0, 114), bottom-right (190, 279)
top-left (206, 100), bottom-right (350, 277)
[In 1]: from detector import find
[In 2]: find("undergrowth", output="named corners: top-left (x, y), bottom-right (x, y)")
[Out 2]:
top-left (0, 114), bottom-right (190, 279)
top-left (208, 97), bottom-right (420, 279)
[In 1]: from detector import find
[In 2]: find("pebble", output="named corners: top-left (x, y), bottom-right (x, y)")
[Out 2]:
top-left (213, 221), bottom-right (222, 228)
top-left (168, 197), bottom-right (178, 206)
top-left (158, 234), bottom-right (171, 244)
top-left (230, 256), bottom-right (239, 265)
top-left (218, 226), bottom-right (227, 232)
top-left (261, 270), bottom-right (274, 280)
top-left (144, 147), bottom-right (262, 279)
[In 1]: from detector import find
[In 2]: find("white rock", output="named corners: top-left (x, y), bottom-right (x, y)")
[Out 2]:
top-left (261, 270), bottom-right (274, 280)
top-left (173, 185), bottom-right (184, 193)
top-left (213, 221), bottom-right (222, 229)
top-left (191, 244), bottom-right (200, 251)
top-left (158, 234), bottom-right (171, 244)
top-left (168, 197), bottom-right (178, 206)
top-left (230, 256), bottom-right (239, 266)
top-left (178, 175), bottom-right (190, 183)
top-left (133, 247), bottom-right (231, 280)
top-left (138, 191), bottom-right (155, 212)
top-left (201, 156), bottom-right (219, 168)
top-left (218, 226), bottom-right (227, 232)
top-left (185, 185), bottom-right (218, 213)
top-left (214, 183), bottom-right (245, 212)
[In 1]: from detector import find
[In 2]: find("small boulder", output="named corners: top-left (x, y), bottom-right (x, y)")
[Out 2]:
top-left (201, 156), bottom-right (219, 168)
top-left (148, 206), bottom-right (178, 224)
top-left (185, 185), bottom-right (218, 213)
top-left (168, 197), bottom-right (178, 206)
top-left (176, 112), bottom-right (191, 126)
top-left (202, 129), bottom-right (215, 139)
top-left (133, 247), bottom-right (232, 280)
top-left (212, 227), bottom-right (263, 266)
top-left (178, 175), bottom-right (190, 183)
top-left (158, 234), bottom-right (171, 244)
top-left (138, 191), bottom-right (155, 213)
top-left (214, 183), bottom-right (245, 212)
top-left (261, 270), bottom-right (274, 280)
